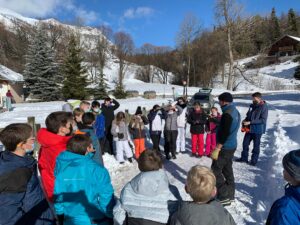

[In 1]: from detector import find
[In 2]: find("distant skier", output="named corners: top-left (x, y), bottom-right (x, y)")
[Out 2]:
top-left (236, 92), bottom-right (268, 166)
top-left (5, 90), bottom-right (13, 111)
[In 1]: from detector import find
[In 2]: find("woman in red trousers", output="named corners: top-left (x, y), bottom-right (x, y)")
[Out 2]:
top-left (187, 102), bottom-right (208, 157)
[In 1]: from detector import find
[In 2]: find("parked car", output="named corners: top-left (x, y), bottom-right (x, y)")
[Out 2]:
top-left (188, 88), bottom-right (214, 113)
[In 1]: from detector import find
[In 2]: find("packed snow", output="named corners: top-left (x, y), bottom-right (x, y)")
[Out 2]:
top-left (1, 92), bottom-right (300, 224)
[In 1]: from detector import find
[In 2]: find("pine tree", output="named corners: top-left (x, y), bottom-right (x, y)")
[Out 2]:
top-left (23, 27), bottom-right (62, 101)
top-left (93, 72), bottom-right (108, 99)
top-left (113, 82), bottom-right (127, 99)
top-left (62, 34), bottom-right (88, 100)
top-left (270, 8), bottom-right (281, 42)
top-left (288, 8), bottom-right (298, 36)
top-left (294, 66), bottom-right (300, 80)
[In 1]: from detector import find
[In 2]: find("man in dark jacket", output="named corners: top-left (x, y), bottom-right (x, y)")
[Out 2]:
top-left (0, 123), bottom-right (55, 225)
top-left (101, 97), bottom-right (120, 155)
top-left (211, 92), bottom-right (241, 206)
top-left (236, 92), bottom-right (268, 166)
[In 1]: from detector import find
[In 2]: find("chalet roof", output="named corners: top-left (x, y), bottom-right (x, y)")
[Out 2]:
top-left (287, 35), bottom-right (300, 42)
top-left (0, 64), bottom-right (24, 82)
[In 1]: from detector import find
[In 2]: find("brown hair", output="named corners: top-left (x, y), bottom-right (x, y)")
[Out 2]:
top-left (45, 111), bottom-right (73, 134)
top-left (0, 123), bottom-right (32, 151)
top-left (138, 150), bottom-right (163, 172)
top-left (67, 134), bottom-right (92, 155)
top-left (252, 92), bottom-right (262, 98)
top-left (186, 166), bottom-right (216, 203)
top-left (73, 108), bottom-right (84, 117)
top-left (80, 101), bottom-right (90, 107)
top-left (82, 112), bottom-right (95, 125)
top-left (115, 111), bottom-right (125, 126)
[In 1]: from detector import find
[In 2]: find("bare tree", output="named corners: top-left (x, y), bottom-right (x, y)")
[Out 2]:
top-left (140, 43), bottom-right (156, 82)
top-left (215, 0), bottom-right (242, 90)
top-left (98, 24), bottom-right (113, 41)
top-left (113, 31), bottom-right (134, 91)
top-left (176, 13), bottom-right (201, 86)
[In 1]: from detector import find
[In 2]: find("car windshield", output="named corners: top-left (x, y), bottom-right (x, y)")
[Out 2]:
top-left (194, 95), bottom-right (209, 101)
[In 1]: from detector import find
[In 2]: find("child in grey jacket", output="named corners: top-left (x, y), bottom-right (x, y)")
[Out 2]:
top-left (163, 104), bottom-right (182, 160)
top-left (171, 166), bottom-right (236, 225)
top-left (114, 150), bottom-right (181, 225)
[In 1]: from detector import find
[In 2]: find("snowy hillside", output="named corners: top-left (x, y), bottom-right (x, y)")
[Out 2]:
top-left (0, 7), bottom-right (173, 88)
top-left (214, 56), bottom-right (300, 92)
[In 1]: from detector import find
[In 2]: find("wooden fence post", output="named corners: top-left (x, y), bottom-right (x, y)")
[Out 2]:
top-left (125, 109), bottom-right (131, 124)
top-left (142, 107), bottom-right (147, 116)
top-left (27, 117), bottom-right (40, 159)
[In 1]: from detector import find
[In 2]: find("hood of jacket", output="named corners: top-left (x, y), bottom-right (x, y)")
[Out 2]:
top-left (55, 150), bottom-right (89, 172)
top-left (130, 170), bottom-right (170, 197)
top-left (286, 185), bottom-right (300, 204)
top-left (0, 151), bottom-right (36, 173)
top-left (37, 128), bottom-right (71, 148)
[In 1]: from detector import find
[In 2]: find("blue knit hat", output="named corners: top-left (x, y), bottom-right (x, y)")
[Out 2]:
top-left (283, 149), bottom-right (300, 181)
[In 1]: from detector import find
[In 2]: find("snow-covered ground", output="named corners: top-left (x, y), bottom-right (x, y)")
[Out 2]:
top-left (214, 57), bottom-right (300, 92)
top-left (1, 92), bottom-right (300, 224)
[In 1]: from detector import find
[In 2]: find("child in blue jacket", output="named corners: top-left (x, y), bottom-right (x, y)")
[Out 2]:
top-left (80, 112), bottom-right (104, 165)
top-left (91, 100), bottom-right (106, 152)
top-left (0, 123), bottom-right (55, 225)
top-left (266, 149), bottom-right (300, 225)
top-left (54, 134), bottom-right (115, 225)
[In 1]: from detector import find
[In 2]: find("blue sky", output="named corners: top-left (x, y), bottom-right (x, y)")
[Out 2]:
top-left (1, 0), bottom-right (300, 47)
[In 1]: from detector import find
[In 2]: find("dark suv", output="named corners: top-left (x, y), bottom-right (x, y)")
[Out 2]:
top-left (188, 88), bottom-right (214, 113)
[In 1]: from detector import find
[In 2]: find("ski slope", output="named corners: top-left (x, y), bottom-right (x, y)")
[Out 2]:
top-left (0, 92), bottom-right (300, 224)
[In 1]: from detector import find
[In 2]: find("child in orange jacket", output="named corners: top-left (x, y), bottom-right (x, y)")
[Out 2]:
top-left (129, 107), bottom-right (149, 159)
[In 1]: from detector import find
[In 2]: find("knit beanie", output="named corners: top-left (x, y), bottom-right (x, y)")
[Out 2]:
top-left (218, 92), bottom-right (233, 103)
top-left (135, 106), bottom-right (143, 115)
top-left (283, 149), bottom-right (300, 182)
top-left (153, 105), bottom-right (160, 110)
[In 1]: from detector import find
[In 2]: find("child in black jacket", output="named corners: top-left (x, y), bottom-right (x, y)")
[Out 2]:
top-left (187, 102), bottom-right (208, 157)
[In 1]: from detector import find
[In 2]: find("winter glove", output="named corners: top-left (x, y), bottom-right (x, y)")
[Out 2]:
top-left (211, 148), bottom-right (221, 160)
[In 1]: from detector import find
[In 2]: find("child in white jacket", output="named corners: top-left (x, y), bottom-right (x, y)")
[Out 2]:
top-left (176, 97), bottom-right (187, 153)
top-left (111, 112), bottom-right (133, 164)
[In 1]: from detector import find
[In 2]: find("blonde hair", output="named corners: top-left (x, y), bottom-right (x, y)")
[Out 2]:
top-left (186, 166), bottom-right (216, 203)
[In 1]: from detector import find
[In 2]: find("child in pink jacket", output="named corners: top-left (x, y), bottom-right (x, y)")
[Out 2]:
top-left (205, 107), bottom-right (221, 156)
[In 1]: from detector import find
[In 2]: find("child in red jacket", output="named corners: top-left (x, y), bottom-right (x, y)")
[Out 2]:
top-left (37, 111), bottom-right (73, 202)
top-left (205, 107), bottom-right (221, 156)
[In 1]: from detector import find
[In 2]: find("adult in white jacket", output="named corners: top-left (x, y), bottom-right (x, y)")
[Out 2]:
top-left (176, 97), bottom-right (188, 153)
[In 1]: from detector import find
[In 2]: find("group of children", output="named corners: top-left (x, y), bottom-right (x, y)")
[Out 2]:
top-left (0, 118), bottom-right (237, 225)
top-left (62, 97), bottom-right (222, 165)
top-left (1, 119), bottom-right (299, 225)
top-left (0, 96), bottom-right (299, 225)
top-left (146, 97), bottom-right (221, 160)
